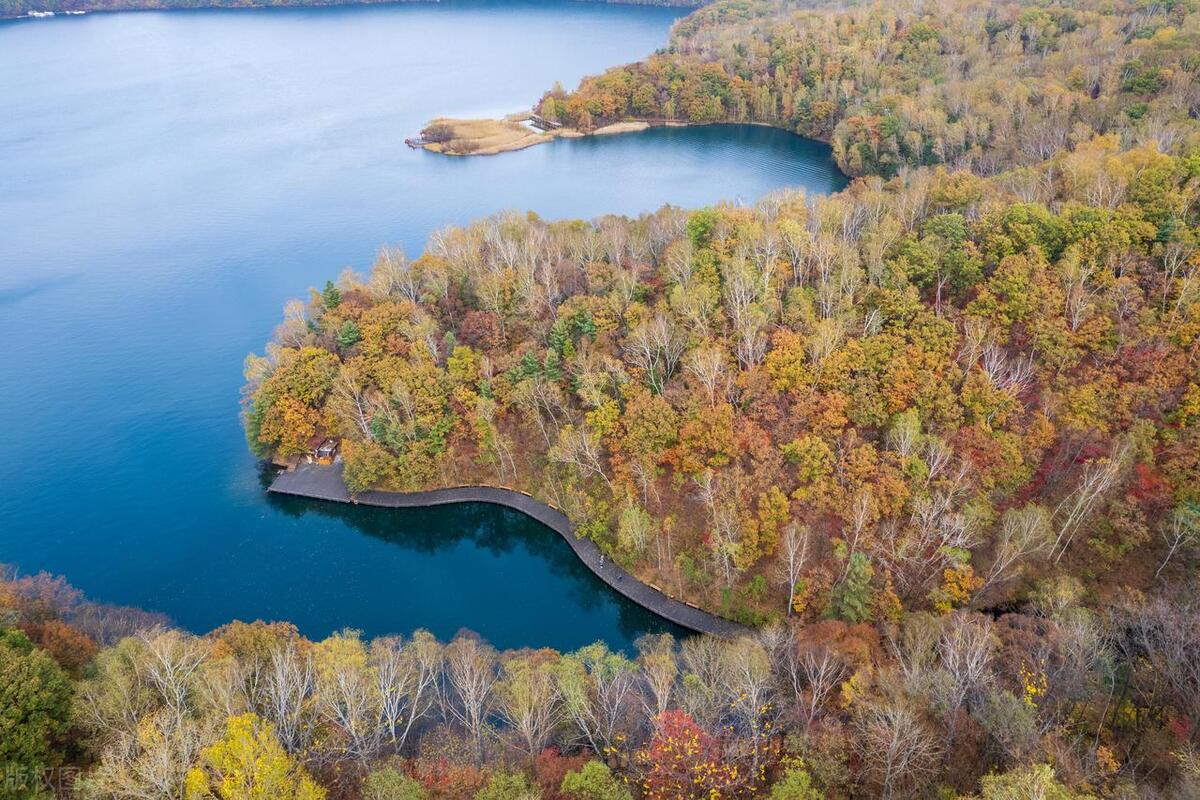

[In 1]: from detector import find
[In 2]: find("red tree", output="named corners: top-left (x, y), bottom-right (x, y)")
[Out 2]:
top-left (638, 710), bottom-right (741, 800)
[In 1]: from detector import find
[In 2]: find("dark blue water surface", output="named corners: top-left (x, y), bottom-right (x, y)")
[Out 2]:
top-left (0, 1), bottom-right (846, 651)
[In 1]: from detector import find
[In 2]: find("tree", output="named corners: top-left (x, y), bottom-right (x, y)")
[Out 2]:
top-left (442, 634), bottom-right (499, 764)
top-left (362, 766), bottom-right (427, 800)
top-left (184, 713), bottom-right (325, 800)
top-left (555, 643), bottom-right (637, 754)
top-left (472, 772), bottom-right (537, 800)
top-left (1156, 504), bottom-right (1200, 579)
top-left (906, 214), bottom-right (982, 313)
top-left (0, 630), bottom-right (72, 797)
top-left (337, 320), bottom-right (362, 349)
top-left (496, 650), bottom-right (561, 758)
top-left (776, 524), bottom-right (811, 615)
top-left (20, 619), bottom-right (96, 678)
top-left (854, 702), bottom-right (940, 799)
top-left (769, 760), bottom-right (823, 800)
top-left (560, 761), bottom-right (631, 800)
top-left (969, 763), bottom-right (1095, 800)
top-left (827, 552), bottom-right (874, 624)
top-left (638, 710), bottom-right (739, 800)
top-left (321, 280), bottom-right (342, 309)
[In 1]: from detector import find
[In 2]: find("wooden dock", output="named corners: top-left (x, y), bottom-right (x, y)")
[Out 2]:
top-left (269, 462), bottom-right (751, 638)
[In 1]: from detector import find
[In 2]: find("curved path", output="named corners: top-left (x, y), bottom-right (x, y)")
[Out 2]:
top-left (269, 462), bottom-right (750, 637)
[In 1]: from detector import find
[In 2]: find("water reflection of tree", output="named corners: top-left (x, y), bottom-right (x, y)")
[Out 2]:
top-left (259, 465), bottom-right (684, 650)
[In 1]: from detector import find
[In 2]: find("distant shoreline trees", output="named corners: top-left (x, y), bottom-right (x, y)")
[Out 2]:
top-left (1, 0), bottom-right (706, 21)
top-left (537, 0), bottom-right (1200, 178)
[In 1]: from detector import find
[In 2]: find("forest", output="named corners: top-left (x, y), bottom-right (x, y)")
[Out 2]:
top-left (537, 0), bottom-right (1199, 177)
top-left (245, 139), bottom-right (1200, 630)
top-left (5, 0), bottom-right (1200, 796)
top-left (4, 564), bottom-right (1200, 799)
top-left (239, 142), bottom-right (1200, 795)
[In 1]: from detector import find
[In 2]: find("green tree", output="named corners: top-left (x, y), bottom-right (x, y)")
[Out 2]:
top-left (473, 772), bottom-right (538, 800)
top-left (0, 630), bottom-right (72, 800)
top-left (968, 763), bottom-right (1095, 800)
top-left (337, 320), bottom-right (362, 349)
top-left (561, 761), bottom-right (631, 800)
top-left (827, 552), bottom-right (874, 624)
top-left (321, 280), bottom-right (342, 309)
top-left (769, 761), bottom-right (823, 799)
top-left (362, 766), bottom-right (427, 800)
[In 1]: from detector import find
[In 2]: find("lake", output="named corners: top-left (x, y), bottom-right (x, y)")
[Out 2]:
top-left (0, 0), bottom-right (847, 652)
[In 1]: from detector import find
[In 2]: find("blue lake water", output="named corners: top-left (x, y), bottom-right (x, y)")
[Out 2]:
top-left (0, 0), bottom-right (847, 651)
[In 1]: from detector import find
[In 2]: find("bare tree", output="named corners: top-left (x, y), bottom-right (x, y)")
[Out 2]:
top-left (332, 368), bottom-right (378, 441)
top-left (720, 637), bottom-right (777, 777)
top-left (979, 504), bottom-right (1053, 596)
top-left (685, 344), bottom-right (730, 407)
top-left (855, 701), bottom-right (941, 799)
top-left (636, 634), bottom-right (677, 717)
top-left (549, 424), bottom-right (613, 490)
top-left (315, 636), bottom-right (383, 762)
top-left (139, 629), bottom-right (207, 734)
top-left (679, 635), bottom-right (727, 730)
top-left (495, 652), bottom-right (562, 758)
top-left (1156, 505), bottom-right (1200, 579)
top-left (1053, 444), bottom-right (1130, 561)
top-left (263, 641), bottom-right (317, 754)
top-left (372, 631), bottom-right (443, 750)
top-left (556, 644), bottom-right (638, 754)
top-left (368, 247), bottom-right (419, 302)
top-left (624, 314), bottom-right (685, 394)
top-left (797, 644), bottom-right (846, 723)
top-left (775, 523), bottom-right (811, 615)
top-left (272, 299), bottom-right (311, 348)
top-left (937, 613), bottom-right (996, 711)
top-left (441, 634), bottom-right (499, 763)
top-left (78, 710), bottom-right (210, 800)
top-left (695, 470), bottom-right (742, 586)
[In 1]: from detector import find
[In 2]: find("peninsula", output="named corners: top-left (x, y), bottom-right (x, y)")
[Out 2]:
top-left (409, 113), bottom-right (659, 157)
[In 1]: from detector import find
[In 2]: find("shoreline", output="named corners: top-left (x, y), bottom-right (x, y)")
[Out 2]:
top-left (2, 0), bottom-right (705, 22)
top-left (269, 461), bottom-right (751, 638)
top-left (411, 114), bottom-right (826, 158)
top-left (410, 115), bottom-right (687, 157)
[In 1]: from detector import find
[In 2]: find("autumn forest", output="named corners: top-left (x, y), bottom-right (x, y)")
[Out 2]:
top-left (5, 0), bottom-right (1200, 798)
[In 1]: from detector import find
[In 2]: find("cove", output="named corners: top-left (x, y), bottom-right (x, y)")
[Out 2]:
top-left (0, 0), bottom-right (846, 651)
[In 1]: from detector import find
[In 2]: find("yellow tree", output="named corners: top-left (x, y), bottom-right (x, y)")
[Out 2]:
top-left (185, 714), bottom-right (324, 800)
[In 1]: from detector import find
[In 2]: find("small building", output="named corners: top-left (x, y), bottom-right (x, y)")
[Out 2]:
top-left (314, 438), bottom-right (339, 465)
top-left (304, 437), bottom-right (339, 465)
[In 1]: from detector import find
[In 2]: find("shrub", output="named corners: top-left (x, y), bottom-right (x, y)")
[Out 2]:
top-left (363, 766), bottom-right (427, 800)
top-left (560, 761), bottom-right (631, 800)
top-left (474, 772), bottom-right (540, 800)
